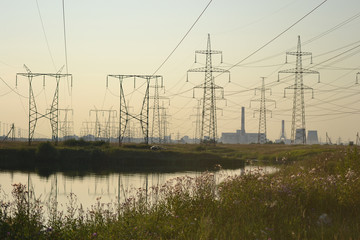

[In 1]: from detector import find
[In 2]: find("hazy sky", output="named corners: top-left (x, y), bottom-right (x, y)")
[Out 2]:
top-left (0, 0), bottom-right (360, 143)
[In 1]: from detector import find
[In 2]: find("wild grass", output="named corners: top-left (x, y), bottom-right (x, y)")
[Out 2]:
top-left (1, 146), bottom-right (359, 239)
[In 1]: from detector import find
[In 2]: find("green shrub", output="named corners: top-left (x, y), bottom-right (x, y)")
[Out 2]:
top-left (122, 143), bottom-right (150, 149)
top-left (36, 142), bottom-right (58, 161)
top-left (63, 138), bottom-right (90, 147)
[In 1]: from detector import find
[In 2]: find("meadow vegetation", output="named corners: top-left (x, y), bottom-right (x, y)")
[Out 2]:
top-left (0, 144), bottom-right (359, 239)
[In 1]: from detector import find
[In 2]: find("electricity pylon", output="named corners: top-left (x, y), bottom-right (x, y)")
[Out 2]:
top-left (107, 75), bottom-right (163, 145)
top-left (89, 109), bottom-right (117, 141)
top-left (278, 36), bottom-right (320, 144)
top-left (150, 77), bottom-right (168, 143)
top-left (80, 121), bottom-right (95, 139)
top-left (190, 99), bottom-right (202, 143)
top-left (161, 102), bottom-right (170, 144)
top-left (187, 34), bottom-right (230, 144)
top-left (356, 132), bottom-right (359, 146)
top-left (57, 108), bottom-right (74, 139)
top-left (16, 65), bottom-right (72, 144)
top-left (250, 77), bottom-right (276, 144)
top-left (326, 132), bottom-right (332, 145)
top-left (2, 123), bottom-right (15, 142)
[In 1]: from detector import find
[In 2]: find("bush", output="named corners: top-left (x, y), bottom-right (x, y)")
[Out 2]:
top-left (63, 138), bottom-right (90, 147)
top-left (36, 142), bottom-right (58, 161)
top-left (122, 143), bottom-right (150, 149)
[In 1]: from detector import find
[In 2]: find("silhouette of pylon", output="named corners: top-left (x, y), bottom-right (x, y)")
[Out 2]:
top-left (187, 34), bottom-right (230, 144)
top-left (250, 77), bottom-right (276, 144)
top-left (278, 36), bottom-right (320, 144)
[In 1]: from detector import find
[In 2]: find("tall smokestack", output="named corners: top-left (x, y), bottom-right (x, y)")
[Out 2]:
top-left (241, 107), bottom-right (245, 135)
top-left (280, 120), bottom-right (286, 140)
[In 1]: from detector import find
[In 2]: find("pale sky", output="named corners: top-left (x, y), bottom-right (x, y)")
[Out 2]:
top-left (0, 0), bottom-right (360, 143)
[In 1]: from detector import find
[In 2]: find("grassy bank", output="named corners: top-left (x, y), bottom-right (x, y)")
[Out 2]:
top-left (0, 141), bottom-right (247, 176)
top-left (0, 141), bottom-right (338, 176)
top-left (0, 145), bottom-right (359, 239)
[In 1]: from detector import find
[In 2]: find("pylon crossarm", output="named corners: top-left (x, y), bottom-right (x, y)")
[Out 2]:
top-left (195, 50), bottom-right (222, 55)
top-left (213, 84), bottom-right (224, 89)
top-left (286, 51), bottom-right (312, 56)
top-left (193, 83), bottom-right (205, 89)
top-left (301, 68), bottom-right (320, 75)
top-left (188, 67), bottom-right (207, 73)
top-left (278, 68), bottom-right (297, 75)
top-left (250, 98), bottom-right (261, 103)
top-left (283, 86), bottom-right (296, 97)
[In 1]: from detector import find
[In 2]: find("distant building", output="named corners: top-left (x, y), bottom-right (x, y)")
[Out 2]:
top-left (220, 107), bottom-right (263, 144)
top-left (295, 128), bottom-right (306, 144)
top-left (275, 120), bottom-right (291, 144)
top-left (307, 130), bottom-right (319, 144)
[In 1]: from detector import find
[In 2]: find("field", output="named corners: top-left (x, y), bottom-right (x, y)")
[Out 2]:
top-left (0, 142), bottom-right (359, 239)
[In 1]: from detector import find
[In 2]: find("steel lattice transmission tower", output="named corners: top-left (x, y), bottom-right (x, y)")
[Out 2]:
top-left (150, 77), bottom-right (167, 143)
top-left (161, 102), bottom-right (170, 143)
top-left (107, 75), bottom-right (163, 145)
top-left (278, 36), bottom-right (320, 144)
top-left (190, 99), bottom-right (202, 143)
top-left (187, 34), bottom-right (230, 144)
top-left (250, 77), bottom-right (276, 144)
top-left (326, 132), bottom-right (332, 145)
top-left (89, 109), bottom-right (117, 141)
top-left (151, 77), bottom-right (162, 143)
top-left (16, 65), bottom-right (72, 145)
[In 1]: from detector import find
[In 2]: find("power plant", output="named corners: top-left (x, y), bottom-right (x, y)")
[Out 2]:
top-left (221, 107), bottom-right (260, 144)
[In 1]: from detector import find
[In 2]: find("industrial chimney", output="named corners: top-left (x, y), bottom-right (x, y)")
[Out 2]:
top-left (241, 107), bottom-right (245, 135)
top-left (280, 120), bottom-right (286, 140)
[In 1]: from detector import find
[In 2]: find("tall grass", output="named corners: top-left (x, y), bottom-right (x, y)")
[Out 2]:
top-left (1, 146), bottom-right (359, 239)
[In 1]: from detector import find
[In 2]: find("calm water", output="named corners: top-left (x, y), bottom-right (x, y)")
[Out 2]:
top-left (0, 165), bottom-right (277, 211)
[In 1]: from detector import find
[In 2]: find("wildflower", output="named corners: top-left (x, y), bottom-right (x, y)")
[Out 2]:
top-left (214, 164), bottom-right (222, 170)
top-left (92, 232), bottom-right (97, 237)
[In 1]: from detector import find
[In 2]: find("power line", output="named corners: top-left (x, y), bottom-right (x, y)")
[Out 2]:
top-left (218, 0), bottom-right (328, 75)
top-left (303, 11), bottom-right (360, 46)
top-left (119, 0), bottom-right (214, 104)
top-left (152, 0), bottom-right (213, 76)
top-left (62, 0), bottom-right (71, 97)
top-left (0, 76), bottom-right (27, 98)
top-left (35, 0), bottom-right (57, 71)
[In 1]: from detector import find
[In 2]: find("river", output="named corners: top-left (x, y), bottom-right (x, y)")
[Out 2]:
top-left (0, 165), bottom-right (277, 212)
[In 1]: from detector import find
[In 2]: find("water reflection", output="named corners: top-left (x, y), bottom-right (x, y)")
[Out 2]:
top-left (0, 165), bottom-right (277, 211)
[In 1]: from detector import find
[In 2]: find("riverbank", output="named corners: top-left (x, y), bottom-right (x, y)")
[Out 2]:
top-left (0, 141), bottom-right (339, 176)
top-left (0, 141), bottom-right (245, 176)
top-left (0, 145), bottom-right (359, 239)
